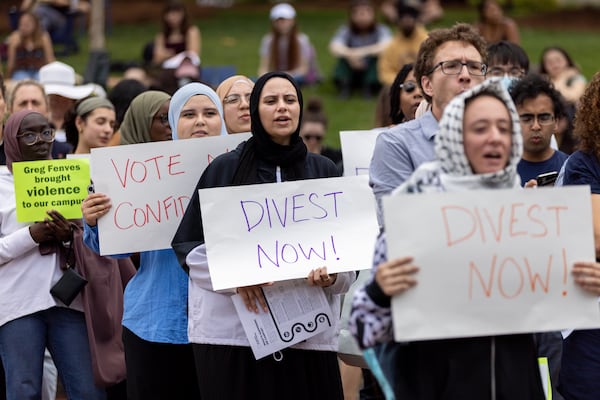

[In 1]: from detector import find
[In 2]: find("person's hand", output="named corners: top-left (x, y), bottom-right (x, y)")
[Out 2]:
top-left (572, 261), bottom-right (600, 295)
top-left (347, 55), bottom-right (366, 70)
top-left (237, 283), bottom-right (273, 314)
top-left (45, 210), bottom-right (72, 242)
top-left (81, 193), bottom-right (111, 226)
top-left (375, 256), bottom-right (419, 297)
top-left (524, 179), bottom-right (538, 188)
top-left (29, 221), bottom-right (55, 243)
top-left (307, 266), bottom-right (337, 288)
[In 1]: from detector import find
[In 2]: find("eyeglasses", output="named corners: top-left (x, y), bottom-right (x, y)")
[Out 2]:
top-left (154, 114), bottom-right (170, 128)
top-left (399, 81), bottom-right (417, 93)
top-left (302, 134), bottom-right (323, 142)
top-left (427, 60), bottom-right (487, 76)
top-left (16, 129), bottom-right (55, 146)
top-left (223, 93), bottom-right (251, 105)
top-left (519, 113), bottom-right (555, 126)
top-left (487, 66), bottom-right (525, 78)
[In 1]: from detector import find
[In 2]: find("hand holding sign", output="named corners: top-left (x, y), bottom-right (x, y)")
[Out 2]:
top-left (81, 193), bottom-right (112, 227)
top-left (375, 256), bottom-right (419, 297)
top-left (572, 261), bottom-right (600, 295)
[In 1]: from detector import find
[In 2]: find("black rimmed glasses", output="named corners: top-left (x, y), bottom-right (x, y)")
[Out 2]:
top-left (427, 60), bottom-right (487, 76)
top-left (223, 93), bottom-right (251, 105)
top-left (154, 114), bottom-right (170, 128)
top-left (399, 81), bottom-right (418, 93)
top-left (16, 129), bottom-right (55, 146)
top-left (519, 113), bottom-right (555, 126)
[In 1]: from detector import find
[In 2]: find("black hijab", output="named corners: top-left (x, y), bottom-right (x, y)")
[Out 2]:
top-left (231, 72), bottom-right (307, 184)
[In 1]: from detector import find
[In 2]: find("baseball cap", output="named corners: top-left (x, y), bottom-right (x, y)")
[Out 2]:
top-left (270, 3), bottom-right (296, 20)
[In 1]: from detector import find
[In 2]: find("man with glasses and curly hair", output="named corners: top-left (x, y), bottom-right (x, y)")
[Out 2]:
top-left (369, 22), bottom-right (487, 225)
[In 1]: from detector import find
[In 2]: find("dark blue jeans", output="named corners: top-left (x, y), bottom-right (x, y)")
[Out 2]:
top-left (0, 307), bottom-right (105, 400)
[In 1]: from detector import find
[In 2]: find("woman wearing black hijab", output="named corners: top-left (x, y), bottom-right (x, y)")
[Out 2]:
top-left (172, 72), bottom-right (352, 399)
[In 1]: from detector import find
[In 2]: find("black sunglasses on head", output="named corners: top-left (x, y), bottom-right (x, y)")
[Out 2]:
top-left (399, 81), bottom-right (417, 93)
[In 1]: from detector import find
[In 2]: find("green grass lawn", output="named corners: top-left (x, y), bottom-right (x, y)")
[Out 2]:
top-left (59, 5), bottom-right (600, 149)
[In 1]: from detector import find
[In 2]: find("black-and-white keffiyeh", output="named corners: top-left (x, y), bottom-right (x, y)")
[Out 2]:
top-left (398, 78), bottom-right (523, 194)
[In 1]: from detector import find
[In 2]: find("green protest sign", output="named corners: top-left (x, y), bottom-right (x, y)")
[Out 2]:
top-left (13, 159), bottom-right (90, 222)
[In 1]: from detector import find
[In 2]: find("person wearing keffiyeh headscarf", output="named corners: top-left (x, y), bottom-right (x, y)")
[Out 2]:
top-left (349, 79), bottom-right (547, 400)
top-left (172, 72), bottom-right (352, 400)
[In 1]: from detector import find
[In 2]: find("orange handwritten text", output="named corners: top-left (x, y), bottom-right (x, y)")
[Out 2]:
top-left (441, 204), bottom-right (568, 247)
top-left (468, 248), bottom-right (569, 300)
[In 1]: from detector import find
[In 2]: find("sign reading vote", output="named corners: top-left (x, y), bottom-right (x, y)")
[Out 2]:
top-left (339, 130), bottom-right (382, 176)
top-left (91, 133), bottom-right (250, 254)
top-left (200, 175), bottom-right (378, 290)
top-left (382, 186), bottom-right (600, 342)
top-left (13, 159), bottom-right (90, 222)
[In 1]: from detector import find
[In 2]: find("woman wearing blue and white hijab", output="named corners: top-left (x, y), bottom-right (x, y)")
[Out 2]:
top-left (350, 79), bottom-right (549, 399)
top-left (169, 82), bottom-right (228, 139)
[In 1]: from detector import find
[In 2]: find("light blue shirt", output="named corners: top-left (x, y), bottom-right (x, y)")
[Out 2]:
top-left (369, 111), bottom-right (439, 226)
top-left (83, 224), bottom-right (189, 344)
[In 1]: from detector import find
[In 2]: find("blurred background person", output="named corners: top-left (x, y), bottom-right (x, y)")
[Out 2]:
top-left (6, 11), bottom-right (54, 82)
top-left (216, 75), bottom-right (254, 134)
top-left (540, 46), bottom-right (587, 105)
top-left (474, 0), bottom-right (520, 44)
top-left (374, 63), bottom-right (423, 128)
top-left (329, 0), bottom-right (391, 99)
top-left (485, 40), bottom-right (528, 89)
top-left (381, 0), bottom-right (443, 26)
top-left (106, 78), bottom-right (149, 146)
top-left (377, 1), bottom-right (427, 87)
top-left (299, 96), bottom-right (343, 174)
top-left (20, 0), bottom-right (90, 43)
top-left (151, 1), bottom-right (200, 65)
top-left (8, 80), bottom-right (48, 115)
top-left (39, 61), bottom-right (98, 158)
top-left (150, 0), bottom-right (201, 92)
top-left (540, 46), bottom-right (584, 154)
top-left (389, 62), bottom-right (423, 124)
top-left (258, 3), bottom-right (320, 86)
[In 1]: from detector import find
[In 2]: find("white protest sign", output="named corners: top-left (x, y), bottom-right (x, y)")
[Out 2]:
top-left (91, 133), bottom-right (250, 254)
top-left (200, 175), bottom-right (378, 290)
top-left (340, 129), bottom-right (382, 176)
top-left (382, 185), bottom-right (600, 342)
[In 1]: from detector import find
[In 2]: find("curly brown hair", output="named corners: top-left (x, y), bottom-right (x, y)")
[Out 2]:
top-left (573, 71), bottom-right (600, 158)
top-left (414, 23), bottom-right (488, 103)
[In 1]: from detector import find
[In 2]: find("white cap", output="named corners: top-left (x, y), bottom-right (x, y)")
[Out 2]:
top-left (39, 61), bottom-right (98, 99)
top-left (270, 3), bottom-right (296, 20)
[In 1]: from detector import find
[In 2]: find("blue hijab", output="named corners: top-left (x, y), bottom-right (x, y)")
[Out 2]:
top-left (168, 82), bottom-right (228, 140)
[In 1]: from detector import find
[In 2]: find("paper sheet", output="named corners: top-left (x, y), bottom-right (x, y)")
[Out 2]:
top-left (232, 279), bottom-right (333, 360)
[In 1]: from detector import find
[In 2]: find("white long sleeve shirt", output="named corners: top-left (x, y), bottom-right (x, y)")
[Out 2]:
top-left (0, 168), bottom-right (81, 327)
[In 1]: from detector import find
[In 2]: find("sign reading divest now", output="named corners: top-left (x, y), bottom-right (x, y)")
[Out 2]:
top-left (383, 186), bottom-right (600, 342)
top-left (91, 133), bottom-right (250, 255)
top-left (200, 175), bottom-right (378, 290)
top-left (13, 159), bottom-right (90, 222)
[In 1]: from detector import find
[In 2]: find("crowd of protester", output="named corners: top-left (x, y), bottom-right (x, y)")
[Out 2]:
top-left (2, 0), bottom-right (600, 399)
